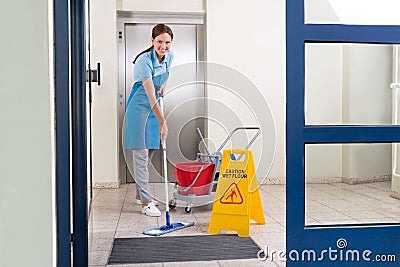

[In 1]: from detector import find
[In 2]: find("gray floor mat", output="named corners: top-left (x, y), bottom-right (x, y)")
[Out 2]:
top-left (108, 234), bottom-right (261, 264)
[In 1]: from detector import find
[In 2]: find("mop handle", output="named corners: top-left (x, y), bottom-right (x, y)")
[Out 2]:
top-left (159, 93), bottom-right (171, 225)
top-left (159, 92), bottom-right (167, 151)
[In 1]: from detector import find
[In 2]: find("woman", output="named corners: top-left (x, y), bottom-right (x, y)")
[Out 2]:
top-left (124, 24), bottom-right (173, 217)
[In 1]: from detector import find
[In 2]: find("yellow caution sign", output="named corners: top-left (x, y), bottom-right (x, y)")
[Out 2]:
top-left (208, 149), bottom-right (266, 237)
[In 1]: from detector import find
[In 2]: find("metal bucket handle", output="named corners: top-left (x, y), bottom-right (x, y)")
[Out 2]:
top-left (217, 126), bottom-right (261, 152)
top-left (176, 165), bottom-right (206, 193)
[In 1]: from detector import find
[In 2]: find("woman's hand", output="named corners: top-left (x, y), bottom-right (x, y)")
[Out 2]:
top-left (159, 120), bottom-right (168, 144)
top-left (157, 78), bottom-right (168, 97)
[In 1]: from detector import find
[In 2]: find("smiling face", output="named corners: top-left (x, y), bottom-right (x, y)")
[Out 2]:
top-left (152, 33), bottom-right (172, 62)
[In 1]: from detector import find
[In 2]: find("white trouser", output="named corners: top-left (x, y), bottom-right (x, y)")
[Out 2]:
top-left (132, 149), bottom-right (155, 203)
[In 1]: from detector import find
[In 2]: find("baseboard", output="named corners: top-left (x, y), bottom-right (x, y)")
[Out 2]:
top-left (93, 182), bottom-right (120, 189)
top-left (261, 175), bottom-right (392, 185)
top-left (262, 177), bottom-right (343, 184)
top-left (262, 177), bottom-right (286, 184)
top-left (342, 175), bottom-right (391, 185)
top-left (306, 177), bottom-right (342, 184)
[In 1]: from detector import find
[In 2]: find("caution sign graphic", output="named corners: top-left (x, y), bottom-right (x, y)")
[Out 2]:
top-left (208, 149), bottom-right (266, 237)
top-left (220, 183), bottom-right (243, 204)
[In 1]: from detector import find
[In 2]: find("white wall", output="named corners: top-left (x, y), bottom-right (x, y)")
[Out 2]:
top-left (305, 0), bottom-right (340, 24)
top-left (90, 0), bottom-right (120, 186)
top-left (305, 44), bottom-right (343, 126)
top-left (118, 0), bottom-right (203, 12)
top-left (206, 0), bottom-right (286, 181)
top-left (343, 45), bottom-right (392, 125)
top-left (0, 0), bottom-right (55, 266)
top-left (343, 45), bottom-right (392, 183)
top-left (305, 44), bottom-right (343, 180)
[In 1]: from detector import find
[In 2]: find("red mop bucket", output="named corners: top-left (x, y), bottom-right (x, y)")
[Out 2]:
top-left (174, 162), bottom-right (215, 196)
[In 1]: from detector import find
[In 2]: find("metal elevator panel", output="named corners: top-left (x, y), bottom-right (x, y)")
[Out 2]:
top-left (120, 23), bottom-right (205, 183)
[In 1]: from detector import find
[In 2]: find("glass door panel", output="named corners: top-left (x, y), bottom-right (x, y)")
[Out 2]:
top-left (305, 143), bottom-right (400, 226)
top-left (305, 43), bottom-right (396, 126)
top-left (304, 0), bottom-right (400, 25)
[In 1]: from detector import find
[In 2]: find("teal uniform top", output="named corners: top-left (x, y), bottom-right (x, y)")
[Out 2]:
top-left (124, 48), bottom-right (173, 149)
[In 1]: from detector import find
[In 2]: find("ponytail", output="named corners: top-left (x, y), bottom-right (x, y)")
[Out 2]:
top-left (132, 45), bottom-right (153, 64)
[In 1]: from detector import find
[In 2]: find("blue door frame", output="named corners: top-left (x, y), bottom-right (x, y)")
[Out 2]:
top-left (71, 0), bottom-right (89, 265)
top-left (54, 0), bottom-right (71, 266)
top-left (286, 1), bottom-right (400, 266)
top-left (55, 0), bottom-right (88, 266)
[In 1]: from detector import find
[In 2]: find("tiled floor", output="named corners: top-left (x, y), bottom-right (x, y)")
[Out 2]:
top-left (306, 182), bottom-right (400, 225)
top-left (88, 181), bottom-right (399, 267)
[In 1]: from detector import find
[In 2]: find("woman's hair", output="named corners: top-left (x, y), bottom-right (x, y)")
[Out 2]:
top-left (132, 24), bottom-right (173, 64)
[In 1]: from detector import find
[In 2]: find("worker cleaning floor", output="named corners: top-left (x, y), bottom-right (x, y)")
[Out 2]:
top-left (88, 181), bottom-right (399, 267)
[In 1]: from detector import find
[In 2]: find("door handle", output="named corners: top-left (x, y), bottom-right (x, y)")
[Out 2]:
top-left (86, 62), bottom-right (101, 86)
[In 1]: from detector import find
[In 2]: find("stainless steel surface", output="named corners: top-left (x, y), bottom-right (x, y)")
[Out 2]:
top-left (117, 15), bottom-right (206, 183)
top-left (117, 19), bottom-right (127, 183)
top-left (117, 11), bottom-right (204, 25)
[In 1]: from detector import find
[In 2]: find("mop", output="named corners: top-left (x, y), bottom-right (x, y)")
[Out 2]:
top-left (143, 95), bottom-right (194, 236)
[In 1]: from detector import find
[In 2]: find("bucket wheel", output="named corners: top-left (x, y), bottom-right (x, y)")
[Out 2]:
top-left (168, 198), bottom-right (177, 209)
top-left (184, 203), bottom-right (193, 213)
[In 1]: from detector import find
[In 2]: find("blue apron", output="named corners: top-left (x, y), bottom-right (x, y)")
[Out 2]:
top-left (124, 70), bottom-right (169, 149)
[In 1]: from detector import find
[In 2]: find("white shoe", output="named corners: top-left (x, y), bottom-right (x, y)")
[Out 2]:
top-left (141, 202), bottom-right (161, 217)
top-left (136, 199), bottom-right (159, 206)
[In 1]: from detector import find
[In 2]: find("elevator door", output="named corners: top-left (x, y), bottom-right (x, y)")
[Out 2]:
top-left (121, 24), bottom-right (204, 183)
